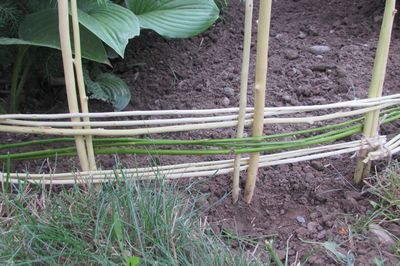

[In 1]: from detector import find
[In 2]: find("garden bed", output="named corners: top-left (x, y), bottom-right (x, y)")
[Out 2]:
top-left (1, 0), bottom-right (400, 264)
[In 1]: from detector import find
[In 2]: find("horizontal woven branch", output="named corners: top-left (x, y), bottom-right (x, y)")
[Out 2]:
top-left (1, 94), bottom-right (399, 120)
top-left (0, 97), bottom-right (399, 137)
top-left (5, 136), bottom-right (393, 185)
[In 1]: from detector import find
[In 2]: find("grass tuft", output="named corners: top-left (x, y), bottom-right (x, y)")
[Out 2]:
top-left (0, 171), bottom-right (263, 265)
top-left (353, 160), bottom-right (400, 260)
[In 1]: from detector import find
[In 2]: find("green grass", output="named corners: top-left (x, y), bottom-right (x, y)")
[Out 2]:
top-left (0, 172), bottom-right (263, 265)
top-left (353, 160), bottom-right (400, 260)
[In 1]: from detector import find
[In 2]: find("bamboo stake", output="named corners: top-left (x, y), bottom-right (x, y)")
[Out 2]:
top-left (244, 0), bottom-right (272, 203)
top-left (57, 0), bottom-right (90, 171)
top-left (354, 0), bottom-right (396, 183)
top-left (232, 0), bottom-right (253, 203)
top-left (71, 0), bottom-right (96, 171)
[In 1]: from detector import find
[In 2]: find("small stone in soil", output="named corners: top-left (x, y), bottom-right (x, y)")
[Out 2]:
top-left (222, 97), bottom-right (230, 107)
top-left (298, 31), bottom-right (306, 39)
top-left (369, 224), bottom-right (395, 245)
top-left (296, 216), bottom-right (306, 224)
top-left (307, 221), bottom-right (319, 232)
top-left (223, 86), bottom-right (235, 97)
top-left (284, 48), bottom-right (299, 60)
top-left (310, 161), bottom-right (325, 171)
top-left (309, 45), bottom-right (331, 55)
top-left (317, 230), bottom-right (327, 239)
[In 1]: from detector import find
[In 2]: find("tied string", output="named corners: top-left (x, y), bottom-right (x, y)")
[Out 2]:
top-left (362, 135), bottom-right (392, 163)
top-left (363, 114), bottom-right (393, 163)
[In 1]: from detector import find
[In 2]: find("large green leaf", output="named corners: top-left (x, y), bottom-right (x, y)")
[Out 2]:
top-left (84, 70), bottom-right (131, 111)
top-left (0, 9), bottom-right (110, 64)
top-left (77, 0), bottom-right (140, 58)
top-left (125, 0), bottom-right (219, 38)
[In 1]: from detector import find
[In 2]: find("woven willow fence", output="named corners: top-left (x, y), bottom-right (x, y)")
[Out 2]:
top-left (1, 0), bottom-right (399, 203)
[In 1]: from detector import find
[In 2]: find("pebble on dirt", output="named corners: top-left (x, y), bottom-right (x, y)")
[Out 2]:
top-left (222, 97), bottom-right (230, 107)
top-left (223, 86), bottom-right (235, 97)
top-left (308, 45), bottom-right (331, 55)
top-left (284, 48), bottom-right (300, 60)
top-left (296, 216), bottom-right (306, 224)
top-left (310, 161), bottom-right (325, 171)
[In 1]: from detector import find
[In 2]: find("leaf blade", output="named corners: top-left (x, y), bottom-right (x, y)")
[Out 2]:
top-left (0, 9), bottom-right (110, 64)
top-left (126, 0), bottom-right (219, 38)
top-left (77, 0), bottom-right (140, 58)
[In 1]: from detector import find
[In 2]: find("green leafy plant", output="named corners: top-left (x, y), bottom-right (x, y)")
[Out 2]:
top-left (84, 65), bottom-right (131, 111)
top-left (0, 0), bottom-right (220, 112)
top-left (126, 0), bottom-right (219, 38)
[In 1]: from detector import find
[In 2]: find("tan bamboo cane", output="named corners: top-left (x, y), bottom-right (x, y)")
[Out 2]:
top-left (57, 0), bottom-right (90, 171)
top-left (353, 0), bottom-right (396, 183)
top-left (70, 0), bottom-right (97, 171)
top-left (232, 0), bottom-right (253, 203)
top-left (244, 0), bottom-right (273, 203)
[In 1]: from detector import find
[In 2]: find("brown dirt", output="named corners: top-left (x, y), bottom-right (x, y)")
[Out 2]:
top-left (1, 0), bottom-right (400, 264)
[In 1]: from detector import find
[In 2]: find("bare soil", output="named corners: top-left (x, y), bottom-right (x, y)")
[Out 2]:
top-left (1, 0), bottom-right (400, 264)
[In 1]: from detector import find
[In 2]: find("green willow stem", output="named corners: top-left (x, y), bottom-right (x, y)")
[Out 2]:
top-left (1, 109), bottom-right (399, 161)
top-left (0, 126), bottom-right (362, 160)
top-left (0, 115), bottom-right (363, 150)
top-left (2, 108), bottom-right (399, 151)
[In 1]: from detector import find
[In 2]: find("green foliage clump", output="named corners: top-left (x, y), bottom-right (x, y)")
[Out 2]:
top-left (0, 176), bottom-right (262, 265)
top-left (0, 0), bottom-right (220, 113)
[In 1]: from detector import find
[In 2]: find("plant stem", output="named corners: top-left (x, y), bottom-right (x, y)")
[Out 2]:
top-left (9, 46), bottom-right (29, 113)
top-left (14, 53), bottom-right (34, 110)
top-left (244, 0), bottom-right (273, 203)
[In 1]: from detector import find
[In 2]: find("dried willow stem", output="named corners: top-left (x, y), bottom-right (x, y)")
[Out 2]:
top-left (244, 0), bottom-right (272, 203)
top-left (71, 0), bottom-right (96, 171)
top-left (0, 95), bottom-right (399, 120)
top-left (354, 0), bottom-right (396, 183)
top-left (233, 0), bottom-right (253, 203)
top-left (57, 0), bottom-right (89, 171)
top-left (2, 102), bottom-right (399, 129)
top-left (1, 104), bottom-right (399, 137)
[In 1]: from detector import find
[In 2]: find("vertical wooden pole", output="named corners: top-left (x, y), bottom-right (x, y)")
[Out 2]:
top-left (354, 0), bottom-right (396, 183)
top-left (232, 0), bottom-right (254, 204)
top-left (244, 0), bottom-right (272, 203)
top-left (57, 0), bottom-right (90, 171)
top-left (71, 0), bottom-right (97, 171)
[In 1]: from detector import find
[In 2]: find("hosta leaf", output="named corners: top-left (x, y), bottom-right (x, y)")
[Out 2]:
top-left (1, 8), bottom-right (110, 64)
top-left (84, 70), bottom-right (131, 111)
top-left (77, 0), bottom-right (140, 58)
top-left (126, 0), bottom-right (219, 38)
